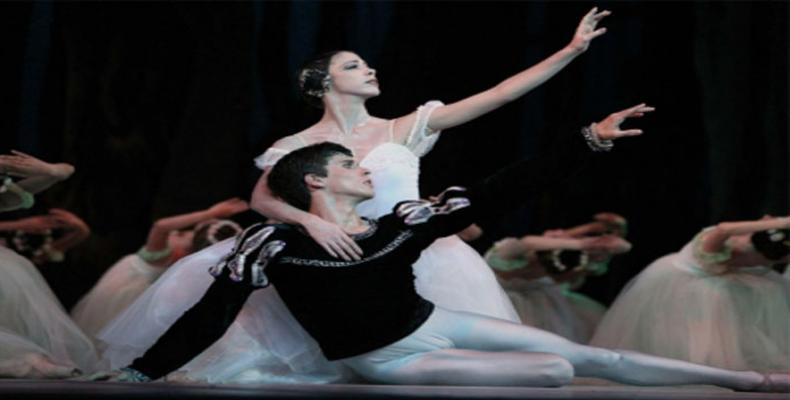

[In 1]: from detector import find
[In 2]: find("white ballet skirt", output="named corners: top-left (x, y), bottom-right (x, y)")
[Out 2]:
top-left (0, 247), bottom-right (100, 377)
top-left (98, 101), bottom-right (518, 383)
top-left (501, 277), bottom-right (604, 344)
top-left (71, 254), bottom-right (167, 338)
top-left (590, 234), bottom-right (790, 371)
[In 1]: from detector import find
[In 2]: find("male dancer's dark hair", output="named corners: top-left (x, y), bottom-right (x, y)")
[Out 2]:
top-left (267, 142), bottom-right (353, 211)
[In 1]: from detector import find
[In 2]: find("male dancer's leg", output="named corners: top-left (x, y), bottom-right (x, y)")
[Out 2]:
top-left (344, 307), bottom-right (765, 390)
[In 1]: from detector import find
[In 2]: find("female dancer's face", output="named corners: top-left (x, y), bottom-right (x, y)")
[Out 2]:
top-left (327, 51), bottom-right (380, 99)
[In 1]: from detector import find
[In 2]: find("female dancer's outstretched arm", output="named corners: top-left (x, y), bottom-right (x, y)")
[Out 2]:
top-left (393, 7), bottom-right (610, 137)
top-left (700, 216), bottom-right (790, 254)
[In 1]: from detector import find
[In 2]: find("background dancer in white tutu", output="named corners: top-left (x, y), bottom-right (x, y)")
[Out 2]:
top-left (252, 7), bottom-right (613, 322)
top-left (71, 198), bottom-right (246, 338)
top-left (592, 216), bottom-right (790, 371)
top-left (484, 213), bottom-right (631, 343)
top-left (97, 115), bottom-right (789, 391)
top-left (0, 208), bottom-right (90, 266)
top-left (0, 152), bottom-right (99, 378)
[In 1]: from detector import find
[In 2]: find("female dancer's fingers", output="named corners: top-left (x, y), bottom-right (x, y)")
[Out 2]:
top-left (331, 241), bottom-right (354, 262)
top-left (320, 242), bottom-right (341, 260)
top-left (337, 237), bottom-right (363, 261)
top-left (10, 149), bottom-right (36, 159)
top-left (593, 10), bottom-right (612, 21)
top-left (587, 27), bottom-right (607, 40)
top-left (342, 235), bottom-right (364, 258)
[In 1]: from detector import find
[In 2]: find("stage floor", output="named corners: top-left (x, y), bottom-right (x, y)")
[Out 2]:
top-left (1, 380), bottom-right (786, 400)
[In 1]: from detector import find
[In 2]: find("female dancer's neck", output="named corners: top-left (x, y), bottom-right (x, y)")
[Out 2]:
top-left (320, 97), bottom-right (371, 135)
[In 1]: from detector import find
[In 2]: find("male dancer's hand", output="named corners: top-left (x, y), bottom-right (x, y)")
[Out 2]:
top-left (593, 103), bottom-right (655, 140)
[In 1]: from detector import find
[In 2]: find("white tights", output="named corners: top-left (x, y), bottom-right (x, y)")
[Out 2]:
top-left (342, 307), bottom-right (764, 390)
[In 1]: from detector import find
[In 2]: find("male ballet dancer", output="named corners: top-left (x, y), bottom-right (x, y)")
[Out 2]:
top-left (99, 104), bottom-right (786, 392)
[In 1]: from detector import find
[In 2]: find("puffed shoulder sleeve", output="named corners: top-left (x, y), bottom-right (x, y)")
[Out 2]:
top-left (404, 100), bottom-right (444, 157)
top-left (254, 147), bottom-right (292, 170)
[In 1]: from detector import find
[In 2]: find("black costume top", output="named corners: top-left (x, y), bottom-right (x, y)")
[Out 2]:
top-left (129, 129), bottom-right (602, 379)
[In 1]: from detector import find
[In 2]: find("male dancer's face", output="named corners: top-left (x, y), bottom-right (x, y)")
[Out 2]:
top-left (318, 154), bottom-right (375, 202)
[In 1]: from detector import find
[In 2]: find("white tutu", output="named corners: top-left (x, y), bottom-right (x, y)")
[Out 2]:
top-left (0, 247), bottom-right (100, 376)
top-left (591, 240), bottom-right (790, 371)
top-left (97, 239), bottom-right (343, 383)
top-left (500, 277), bottom-right (603, 343)
top-left (413, 236), bottom-right (520, 322)
top-left (71, 254), bottom-right (166, 338)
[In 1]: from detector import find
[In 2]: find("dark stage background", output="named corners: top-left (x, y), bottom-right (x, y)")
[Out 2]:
top-left (1, 1), bottom-right (787, 309)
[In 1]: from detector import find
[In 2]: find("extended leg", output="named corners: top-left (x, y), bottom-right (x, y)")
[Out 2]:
top-left (344, 348), bottom-right (574, 386)
top-left (398, 308), bottom-right (765, 390)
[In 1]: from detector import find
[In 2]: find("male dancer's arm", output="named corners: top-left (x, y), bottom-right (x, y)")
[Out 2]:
top-left (399, 104), bottom-right (652, 241)
top-left (99, 224), bottom-right (281, 382)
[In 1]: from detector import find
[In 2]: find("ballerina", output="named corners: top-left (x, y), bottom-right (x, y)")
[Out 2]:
top-left (0, 208), bottom-right (91, 266)
top-left (591, 216), bottom-right (790, 371)
top-left (253, 6), bottom-right (612, 321)
top-left (485, 214), bottom-right (631, 343)
top-left (71, 198), bottom-right (246, 338)
top-left (0, 153), bottom-right (100, 378)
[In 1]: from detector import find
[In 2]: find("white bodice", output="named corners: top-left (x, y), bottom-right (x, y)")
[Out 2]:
top-left (356, 143), bottom-right (421, 219)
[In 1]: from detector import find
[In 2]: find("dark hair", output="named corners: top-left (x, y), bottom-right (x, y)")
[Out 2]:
top-left (268, 142), bottom-right (353, 211)
top-left (751, 229), bottom-right (789, 261)
top-left (191, 219), bottom-right (243, 253)
top-left (297, 50), bottom-right (342, 108)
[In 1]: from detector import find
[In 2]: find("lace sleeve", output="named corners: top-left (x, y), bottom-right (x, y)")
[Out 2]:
top-left (404, 100), bottom-right (444, 157)
top-left (254, 148), bottom-right (291, 170)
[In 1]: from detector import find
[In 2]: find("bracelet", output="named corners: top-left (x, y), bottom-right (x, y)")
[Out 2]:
top-left (581, 123), bottom-right (614, 152)
top-left (137, 245), bottom-right (172, 263)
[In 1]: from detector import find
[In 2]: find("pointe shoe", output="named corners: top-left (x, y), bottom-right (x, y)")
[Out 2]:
top-left (753, 373), bottom-right (790, 393)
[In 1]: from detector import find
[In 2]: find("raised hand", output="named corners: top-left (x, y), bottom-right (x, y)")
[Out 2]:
top-left (303, 214), bottom-right (363, 261)
top-left (0, 150), bottom-right (74, 180)
top-left (568, 7), bottom-right (611, 53)
top-left (208, 198), bottom-right (250, 217)
top-left (593, 103), bottom-right (655, 141)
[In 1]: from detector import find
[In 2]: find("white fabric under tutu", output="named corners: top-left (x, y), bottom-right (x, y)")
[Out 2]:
top-left (0, 247), bottom-right (100, 376)
top-left (591, 240), bottom-right (790, 371)
top-left (71, 254), bottom-right (166, 338)
top-left (97, 239), bottom-right (343, 383)
top-left (500, 277), bottom-right (603, 343)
